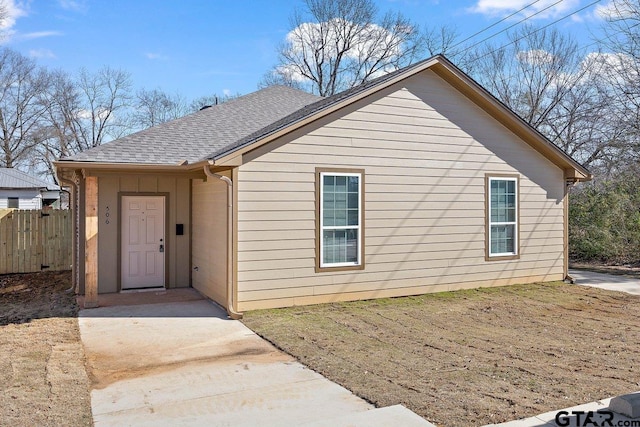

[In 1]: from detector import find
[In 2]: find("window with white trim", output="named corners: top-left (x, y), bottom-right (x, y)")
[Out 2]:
top-left (319, 171), bottom-right (362, 268)
top-left (7, 197), bottom-right (18, 208)
top-left (488, 177), bottom-right (518, 257)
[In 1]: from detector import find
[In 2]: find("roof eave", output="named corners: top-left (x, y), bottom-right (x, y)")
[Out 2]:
top-left (210, 56), bottom-right (443, 165)
top-left (428, 57), bottom-right (592, 181)
top-left (211, 54), bottom-right (591, 182)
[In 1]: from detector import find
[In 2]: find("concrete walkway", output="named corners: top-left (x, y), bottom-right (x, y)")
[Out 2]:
top-left (569, 268), bottom-right (640, 295)
top-left (79, 291), bottom-right (432, 426)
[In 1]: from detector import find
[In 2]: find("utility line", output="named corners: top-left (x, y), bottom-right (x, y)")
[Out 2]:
top-left (465, 0), bottom-right (604, 63)
top-left (451, 0), bottom-right (548, 49)
top-left (460, 0), bottom-right (568, 53)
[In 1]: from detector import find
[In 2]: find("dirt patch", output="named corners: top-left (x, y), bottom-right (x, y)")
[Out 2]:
top-left (0, 271), bottom-right (92, 426)
top-left (242, 282), bottom-right (640, 426)
top-left (87, 342), bottom-right (290, 390)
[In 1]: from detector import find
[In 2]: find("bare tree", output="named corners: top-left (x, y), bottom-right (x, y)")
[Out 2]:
top-left (467, 25), bottom-right (619, 168)
top-left (36, 67), bottom-right (132, 181)
top-left (423, 25), bottom-right (474, 72)
top-left (132, 88), bottom-right (189, 129)
top-left (470, 26), bottom-right (584, 128)
top-left (35, 70), bottom-right (81, 178)
top-left (262, 0), bottom-right (424, 96)
top-left (597, 0), bottom-right (640, 171)
top-left (75, 66), bottom-right (132, 147)
top-left (0, 48), bottom-right (51, 168)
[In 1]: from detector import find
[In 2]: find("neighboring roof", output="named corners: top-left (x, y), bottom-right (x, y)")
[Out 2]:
top-left (56, 55), bottom-right (591, 181)
top-left (0, 168), bottom-right (60, 191)
top-left (61, 85), bottom-right (321, 165)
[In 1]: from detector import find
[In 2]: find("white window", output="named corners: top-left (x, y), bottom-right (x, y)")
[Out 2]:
top-left (488, 176), bottom-right (518, 257)
top-left (319, 171), bottom-right (363, 269)
top-left (7, 197), bottom-right (18, 208)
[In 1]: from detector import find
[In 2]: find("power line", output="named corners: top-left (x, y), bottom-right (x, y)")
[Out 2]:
top-left (451, 0), bottom-right (548, 49)
top-left (459, 0), bottom-right (569, 53)
top-left (466, 0), bottom-right (604, 63)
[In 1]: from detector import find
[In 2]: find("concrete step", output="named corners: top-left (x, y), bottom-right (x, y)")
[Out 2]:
top-left (299, 404), bottom-right (436, 427)
top-left (610, 392), bottom-right (640, 418)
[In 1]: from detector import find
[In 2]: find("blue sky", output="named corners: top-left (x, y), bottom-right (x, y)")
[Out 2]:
top-left (2, 0), bottom-right (612, 101)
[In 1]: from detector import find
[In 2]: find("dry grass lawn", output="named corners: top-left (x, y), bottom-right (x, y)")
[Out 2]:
top-left (242, 281), bottom-right (640, 426)
top-left (0, 271), bottom-right (92, 427)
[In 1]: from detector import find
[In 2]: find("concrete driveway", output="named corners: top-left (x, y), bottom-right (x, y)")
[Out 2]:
top-left (79, 290), bottom-right (432, 426)
top-left (569, 269), bottom-right (640, 295)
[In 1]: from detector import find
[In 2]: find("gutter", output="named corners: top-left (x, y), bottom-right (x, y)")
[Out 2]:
top-left (203, 165), bottom-right (243, 319)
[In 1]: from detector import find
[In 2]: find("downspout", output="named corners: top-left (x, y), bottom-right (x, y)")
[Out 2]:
top-left (203, 165), bottom-right (243, 319)
top-left (58, 176), bottom-right (78, 294)
top-left (564, 178), bottom-right (577, 284)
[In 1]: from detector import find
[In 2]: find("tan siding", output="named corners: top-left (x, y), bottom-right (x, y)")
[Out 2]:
top-left (96, 175), bottom-right (190, 293)
top-left (191, 178), bottom-right (227, 307)
top-left (97, 176), bottom-right (118, 292)
top-left (237, 69), bottom-right (566, 309)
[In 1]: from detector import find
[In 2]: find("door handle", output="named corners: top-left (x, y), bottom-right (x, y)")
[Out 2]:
top-left (159, 244), bottom-right (164, 253)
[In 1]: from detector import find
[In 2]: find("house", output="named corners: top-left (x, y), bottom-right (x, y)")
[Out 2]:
top-left (0, 168), bottom-right (61, 209)
top-left (54, 55), bottom-right (591, 316)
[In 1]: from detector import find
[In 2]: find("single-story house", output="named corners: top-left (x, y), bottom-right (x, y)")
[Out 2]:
top-left (0, 167), bottom-right (62, 209)
top-left (54, 55), bottom-right (591, 317)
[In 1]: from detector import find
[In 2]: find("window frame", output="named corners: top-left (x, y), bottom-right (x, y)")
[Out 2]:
top-left (485, 174), bottom-right (520, 261)
top-left (316, 168), bottom-right (365, 272)
top-left (7, 197), bottom-right (19, 209)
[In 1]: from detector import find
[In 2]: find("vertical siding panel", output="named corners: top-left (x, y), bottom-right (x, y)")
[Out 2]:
top-left (191, 177), bottom-right (228, 307)
top-left (175, 178), bottom-right (191, 286)
top-left (158, 177), bottom-right (177, 287)
top-left (98, 176), bottom-right (120, 293)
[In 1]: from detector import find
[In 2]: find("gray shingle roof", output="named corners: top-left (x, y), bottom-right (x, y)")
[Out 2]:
top-left (0, 168), bottom-right (60, 190)
top-left (62, 85), bottom-right (321, 165)
top-left (58, 55), bottom-right (589, 180)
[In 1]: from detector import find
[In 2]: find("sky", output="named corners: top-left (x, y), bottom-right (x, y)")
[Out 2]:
top-left (0, 0), bottom-right (617, 101)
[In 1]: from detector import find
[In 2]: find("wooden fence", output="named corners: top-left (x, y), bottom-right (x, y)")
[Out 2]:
top-left (0, 209), bottom-right (72, 274)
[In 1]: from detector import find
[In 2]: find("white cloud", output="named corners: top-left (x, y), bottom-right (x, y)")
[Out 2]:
top-left (275, 63), bottom-right (308, 83)
top-left (0, 0), bottom-right (27, 32)
top-left (222, 89), bottom-right (231, 96)
top-left (517, 49), bottom-right (555, 65)
top-left (282, 18), bottom-right (405, 85)
top-left (18, 31), bottom-right (62, 40)
top-left (581, 51), bottom-right (637, 82)
top-left (57, 0), bottom-right (87, 12)
top-left (76, 108), bottom-right (110, 121)
top-left (28, 48), bottom-right (55, 58)
top-left (145, 52), bottom-right (169, 60)
top-left (287, 19), bottom-right (404, 62)
top-left (468, 0), bottom-right (580, 20)
top-left (594, 0), bottom-right (636, 20)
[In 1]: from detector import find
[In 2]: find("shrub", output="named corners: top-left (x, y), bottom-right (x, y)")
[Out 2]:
top-left (569, 173), bottom-right (640, 265)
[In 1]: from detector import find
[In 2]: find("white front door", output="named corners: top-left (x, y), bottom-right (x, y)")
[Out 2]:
top-left (121, 196), bottom-right (165, 290)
